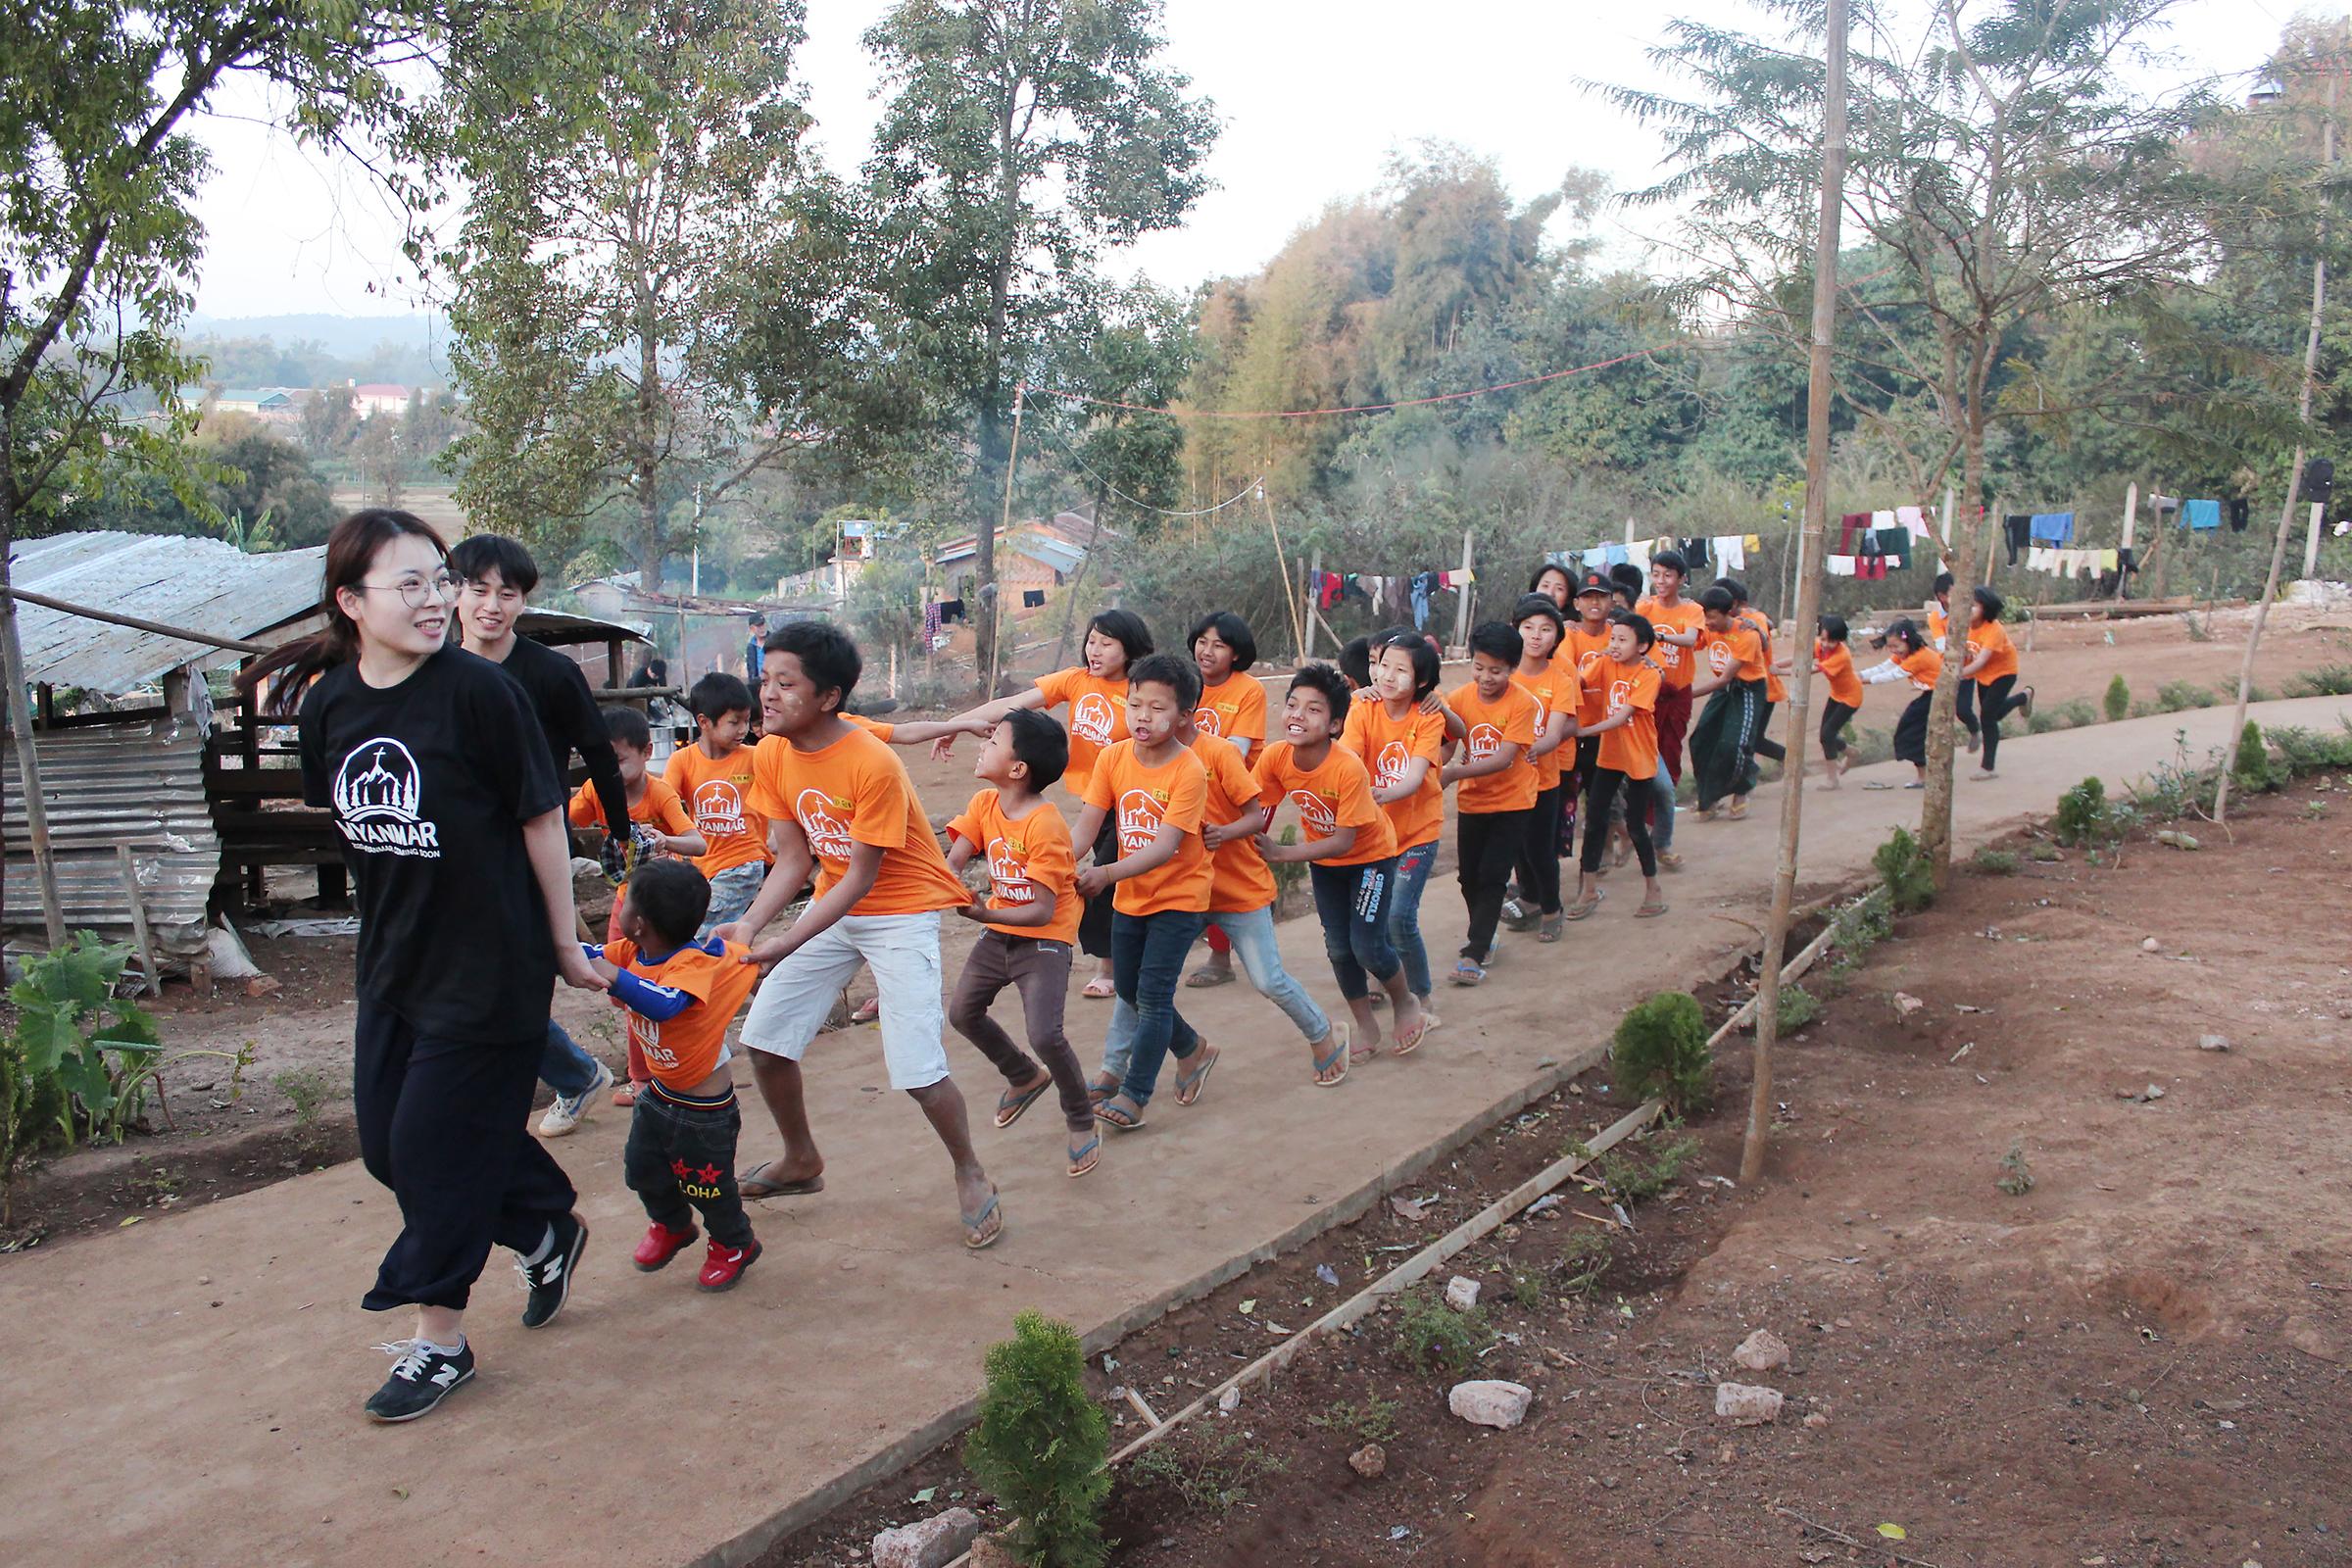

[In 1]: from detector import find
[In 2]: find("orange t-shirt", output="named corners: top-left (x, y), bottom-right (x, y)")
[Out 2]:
top-left (1927, 606), bottom-right (1952, 647)
top-left (1594, 658), bottom-right (1663, 780)
top-left (1638, 596), bottom-right (1706, 690)
top-left (1192, 730), bottom-right (1276, 914)
top-left (1193, 674), bottom-right (1267, 752)
top-left (1254, 740), bottom-right (1396, 867)
top-left (603, 937), bottom-right (759, 1092)
top-left (1341, 699), bottom-right (1446, 851)
top-left (1445, 682), bottom-right (1540, 813)
top-left (843, 713), bottom-right (897, 744)
top-left (1898, 646), bottom-right (1944, 690)
top-left (1967, 617), bottom-right (2019, 684)
top-left (1740, 609), bottom-right (1786, 702)
top-left (1513, 663), bottom-right (1575, 792)
top-left (1561, 624), bottom-right (1614, 725)
top-left (947, 790), bottom-right (1081, 947)
top-left (1034, 666), bottom-right (1129, 800)
top-left (1816, 641), bottom-right (1863, 708)
top-left (1080, 740), bottom-right (1210, 916)
top-left (745, 727), bottom-right (965, 916)
top-left (1699, 623), bottom-right (1767, 684)
top-left (662, 743), bottom-right (770, 876)
top-left (568, 773), bottom-right (691, 838)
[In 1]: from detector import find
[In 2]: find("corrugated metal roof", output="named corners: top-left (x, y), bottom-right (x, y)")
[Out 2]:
top-left (517, 608), bottom-right (653, 647)
top-left (10, 532), bottom-right (328, 694)
top-left (2, 718), bottom-right (220, 959)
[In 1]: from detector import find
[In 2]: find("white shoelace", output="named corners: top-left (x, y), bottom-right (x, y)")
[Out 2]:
top-left (373, 1340), bottom-right (434, 1380)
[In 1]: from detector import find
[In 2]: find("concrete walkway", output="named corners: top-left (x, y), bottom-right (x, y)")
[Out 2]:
top-left (4, 698), bottom-right (2340, 1568)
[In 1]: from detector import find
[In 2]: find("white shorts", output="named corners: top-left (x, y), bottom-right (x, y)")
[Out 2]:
top-left (739, 911), bottom-right (951, 1090)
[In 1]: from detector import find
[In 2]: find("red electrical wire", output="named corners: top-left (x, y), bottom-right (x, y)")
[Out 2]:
top-left (1024, 343), bottom-right (1679, 420)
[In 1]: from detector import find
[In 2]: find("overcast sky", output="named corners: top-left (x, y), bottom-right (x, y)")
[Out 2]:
top-left (185, 0), bottom-right (2294, 322)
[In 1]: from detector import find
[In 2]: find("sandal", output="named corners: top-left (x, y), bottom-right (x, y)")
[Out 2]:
top-left (1725, 803), bottom-right (1749, 821)
top-left (739, 1161), bottom-right (826, 1200)
top-left (849, 996), bottom-right (880, 1024)
top-left (1098, 1095), bottom-right (1148, 1132)
top-left (1067, 1132), bottom-right (1102, 1178)
top-left (1172, 1042), bottom-right (1220, 1106)
top-left (1394, 1012), bottom-right (1435, 1057)
top-left (1086, 1075), bottom-right (1119, 1107)
top-left (994, 1075), bottom-right (1053, 1130)
top-left (1310, 1028), bottom-right (1350, 1088)
top-left (1564, 891), bottom-right (1605, 921)
top-left (1635, 901), bottom-right (1670, 919)
top-left (1184, 965), bottom-right (1237, 989)
top-left (1082, 976), bottom-right (1116, 1001)
top-left (1450, 956), bottom-right (1487, 987)
top-left (1538, 912), bottom-right (1565, 944)
top-left (962, 1187), bottom-right (1003, 1250)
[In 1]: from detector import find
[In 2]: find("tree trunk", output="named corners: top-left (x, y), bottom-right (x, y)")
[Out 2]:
top-left (636, 277), bottom-right (665, 596)
top-left (1919, 416), bottom-right (1988, 887)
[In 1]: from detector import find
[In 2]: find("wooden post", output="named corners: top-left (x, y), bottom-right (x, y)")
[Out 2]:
top-left (1742, 0), bottom-right (1846, 1188)
top-left (1940, 484), bottom-right (1955, 544)
top-left (2151, 482), bottom-right (2171, 602)
top-left (116, 844), bottom-right (160, 997)
top-left (1304, 549), bottom-right (1322, 659)
top-left (0, 577), bottom-right (66, 948)
top-left (1986, 495), bottom-right (2005, 586)
top-left (2117, 482), bottom-right (2138, 603)
top-left (2304, 500), bottom-right (2325, 580)
top-left (1452, 528), bottom-right (1477, 654)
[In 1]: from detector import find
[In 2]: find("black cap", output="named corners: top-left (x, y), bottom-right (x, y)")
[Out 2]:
top-left (1574, 571), bottom-right (1613, 597)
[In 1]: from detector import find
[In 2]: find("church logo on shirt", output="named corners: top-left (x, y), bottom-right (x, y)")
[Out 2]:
top-left (1115, 788), bottom-right (1167, 858)
top-left (794, 789), bottom-right (855, 860)
top-left (1467, 723), bottom-right (1502, 761)
top-left (1289, 788), bottom-right (1337, 837)
top-left (627, 1013), bottom-right (675, 1068)
top-left (331, 738), bottom-right (440, 857)
top-left (1707, 643), bottom-right (1733, 676)
top-left (1194, 702), bottom-right (1232, 736)
top-left (1071, 692), bottom-right (1117, 744)
top-left (986, 837), bottom-right (1035, 904)
top-left (1609, 676), bottom-right (1636, 710)
top-left (692, 779), bottom-right (748, 839)
top-left (1373, 740), bottom-right (1410, 789)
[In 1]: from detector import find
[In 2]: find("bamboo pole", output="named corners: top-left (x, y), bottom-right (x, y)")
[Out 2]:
top-left (986, 385), bottom-right (1026, 703)
top-left (1742, 0), bottom-right (1846, 1188)
top-left (2219, 72), bottom-right (2335, 823)
top-left (0, 575), bottom-right (65, 948)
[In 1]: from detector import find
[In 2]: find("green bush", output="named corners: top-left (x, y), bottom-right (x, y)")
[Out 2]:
top-left (1552, 1230), bottom-right (1616, 1297)
top-left (2270, 721), bottom-right (2352, 772)
top-left (2290, 663), bottom-right (2352, 698)
top-left (2054, 777), bottom-right (2118, 847)
top-left (2060, 697), bottom-right (2099, 729)
top-left (2230, 720), bottom-right (2277, 795)
top-left (2103, 674), bottom-right (2131, 723)
top-left (1971, 847), bottom-right (2019, 875)
top-left (963, 1311), bottom-right (1109, 1568)
top-left (1872, 825), bottom-right (1936, 912)
top-left (2, 934), bottom-right (164, 1221)
top-left (1610, 991), bottom-right (1712, 1113)
top-left (1593, 1132), bottom-right (1702, 1202)
top-left (1771, 983), bottom-right (1820, 1032)
top-left (1392, 1287), bottom-right (1493, 1375)
top-left (2156, 679), bottom-right (2218, 713)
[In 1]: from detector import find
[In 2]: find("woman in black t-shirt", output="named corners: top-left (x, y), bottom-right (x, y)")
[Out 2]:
top-left (243, 509), bottom-right (608, 1425)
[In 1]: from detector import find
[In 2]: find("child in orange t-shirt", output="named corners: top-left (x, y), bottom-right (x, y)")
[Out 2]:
top-left (1689, 585), bottom-right (1770, 817)
top-left (1859, 617), bottom-right (1945, 786)
top-left (1960, 586), bottom-right (2032, 779)
top-left (1807, 614), bottom-right (1866, 788)
top-left (1505, 592), bottom-right (1578, 940)
top-left (943, 710), bottom-right (1101, 1178)
top-left (592, 859), bottom-right (764, 1294)
top-left (662, 672), bottom-right (771, 939)
top-left (1726, 578), bottom-right (1790, 773)
top-left (1442, 622), bottom-right (1541, 985)
top-left (1255, 662), bottom-right (1430, 1058)
top-left (1071, 654), bottom-right (1216, 1130)
top-left (1344, 631), bottom-right (1448, 1014)
top-left (1183, 610), bottom-right (1266, 989)
top-left (1567, 612), bottom-right (1668, 921)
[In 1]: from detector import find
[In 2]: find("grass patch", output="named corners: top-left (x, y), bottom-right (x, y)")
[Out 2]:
top-left (2290, 663), bottom-right (2352, 698)
top-left (1552, 1230), bottom-right (1617, 1298)
top-left (2156, 679), bottom-right (2219, 712)
top-left (1129, 1428), bottom-right (1288, 1516)
top-left (1307, 1395), bottom-right (1398, 1446)
top-left (1971, 846), bottom-right (2020, 875)
top-left (1391, 1287), bottom-right (1494, 1376)
top-left (1591, 1132), bottom-right (1702, 1205)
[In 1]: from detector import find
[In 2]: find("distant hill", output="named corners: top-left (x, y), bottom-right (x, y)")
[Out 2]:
top-left (183, 313), bottom-right (452, 370)
top-left (179, 313), bottom-right (452, 394)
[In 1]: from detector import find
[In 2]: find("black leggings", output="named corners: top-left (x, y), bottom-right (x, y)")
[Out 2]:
top-left (1893, 691), bottom-right (1934, 766)
top-left (1078, 819), bottom-right (1117, 959)
top-left (1820, 700), bottom-right (1858, 759)
top-left (1582, 767), bottom-right (1656, 877)
top-left (1752, 700), bottom-right (1787, 764)
top-left (1513, 783), bottom-right (1565, 915)
top-left (1457, 808), bottom-right (1532, 961)
top-left (1977, 674), bottom-right (2028, 769)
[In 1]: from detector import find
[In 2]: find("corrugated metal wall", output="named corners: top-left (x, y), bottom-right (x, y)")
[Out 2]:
top-left (2, 719), bottom-right (220, 958)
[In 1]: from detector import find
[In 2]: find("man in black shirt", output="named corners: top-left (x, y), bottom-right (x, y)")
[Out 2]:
top-left (452, 535), bottom-right (632, 1135)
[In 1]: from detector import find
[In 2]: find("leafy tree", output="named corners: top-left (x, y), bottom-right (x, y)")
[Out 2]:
top-left (1607, 0), bottom-right (2220, 882)
top-left (861, 0), bottom-right (1218, 694)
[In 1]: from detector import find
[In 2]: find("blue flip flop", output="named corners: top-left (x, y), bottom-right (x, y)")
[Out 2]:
top-left (1311, 1027), bottom-right (1350, 1087)
top-left (1067, 1134), bottom-right (1102, 1178)
top-left (993, 1077), bottom-right (1053, 1129)
top-left (1173, 1042), bottom-right (1220, 1106)
top-left (961, 1188), bottom-right (1003, 1250)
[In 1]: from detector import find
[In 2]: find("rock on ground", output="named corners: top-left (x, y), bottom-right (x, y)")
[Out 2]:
top-left (1445, 1275), bottom-right (1482, 1310)
top-left (1733, 1327), bottom-right (1790, 1372)
top-left (1714, 1382), bottom-right (1786, 1425)
top-left (1449, 1380), bottom-right (1533, 1429)
top-left (872, 1507), bottom-right (981, 1568)
top-left (1348, 1443), bottom-right (1387, 1478)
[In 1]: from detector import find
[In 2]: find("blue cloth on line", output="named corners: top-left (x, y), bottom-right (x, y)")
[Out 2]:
top-left (2182, 498), bottom-right (2223, 531)
top-left (1582, 545), bottom-right (1607, 570)
top-left (1602, 543), bottom-right (1629, 567)
top-left (2028, 512), bottom-right (2076, 544)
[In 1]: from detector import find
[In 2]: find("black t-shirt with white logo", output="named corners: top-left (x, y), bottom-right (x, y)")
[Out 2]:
top-left (300, 646), bottom-right (564, 1044)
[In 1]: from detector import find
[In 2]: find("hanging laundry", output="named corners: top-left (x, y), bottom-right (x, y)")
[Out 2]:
top-left (1409, 571), bottom-right (1438, 628)
top-left (1896, 504), bottom-right (1932, 540)
top-left (1884, 552), bottom-right (1907, 570)
top-left (2004, 515), bottom-right (2031, 564)
top-left (2095, 549), bottom-right (2120, 572)
top-left (2182, 498), bottom-right (2222, 530)
top-left (923, 602), bottom-right (942, 642)
top-left (1602, 542), bottom-right (1630, 567)
top-left (1711, 536), bottom-right (1746, 572)
top-left (1682, 536), bottom-right (1709, 569)
top-left (1022, 588), bottom-right (1046, 609)
top-left (1581, 545), bottom-right (1608, 570)
top-left (2029, 512), bottom-right (2076, 544)
top-left (2119, 546), bottom-right (2138, 573)
top-left (2026, 546), bottom-right (2055, 572)
top-left (2228, 497), bottom-right (2248, 532)
top-left (2307, 458), bottom-right (2335, 503)
top-left (1869, 525), bottom-right (1906, 557)
top-left (1827, 555), bottom-right (1857, 576)
top-left (1857, 556), bottom-right (1887, 581)
top-left (1315, 571), bottom-right (1342, 610)
top-left (939, 598), bottom-right (967, 623)
top-left (1743, 534), bottom-right (1763, 550)
top-left (1870, 510), bottom-right (1896, 533)
top-left (1838, 513), bottom-right (1870, 554)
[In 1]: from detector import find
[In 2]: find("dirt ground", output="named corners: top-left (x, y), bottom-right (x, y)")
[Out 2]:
top-left (760, 781), bottom-right (2352, 1568)
top-left (7, 607), bottom-right (2345, 1250)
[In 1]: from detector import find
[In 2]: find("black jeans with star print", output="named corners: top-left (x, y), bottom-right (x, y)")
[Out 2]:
top-left (624, 1084), bottom-right (754, 1248)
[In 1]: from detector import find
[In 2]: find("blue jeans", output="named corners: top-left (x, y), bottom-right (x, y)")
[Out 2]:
top-left (1112, 908), bottom-right (1208, 1107)
top-left (1309, 858), bottom-right (1401, 1001)
top-left (1645, 767), bottom-right (1677, 853)
top-left (697, 859), bottom-right (769, 941)
top-left (538, 1021), bottom-right (601, 1097)
top-left (1389, 840), bottom-right (1438, 998)
top-left (1101, 905), bottom-right (1328, 1083)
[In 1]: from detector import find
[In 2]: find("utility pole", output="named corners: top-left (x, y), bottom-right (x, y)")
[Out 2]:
top-left (1742, 0), bottom-right (1846, 1187)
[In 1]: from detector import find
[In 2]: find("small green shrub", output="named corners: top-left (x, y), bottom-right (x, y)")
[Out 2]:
top-left (1129, 1428), bottom-right (1287, 1516)
top-left (2230, 720), bottom-right (2277, 795)
top-left (2156, 679), bottom-right (2218, 713)
top-left (1873, 825), bottom-right (1936, 912)
top-left (2270, 721), bottom-right (2352, 772)
top-left (1308, 1395), bottom-right (1398, 1446)
top-left (1509, 1270), bottom-right (1545, 1310)
top-left (1971, 847), bottom-right (2019, 875)
top-left (273, 1067), bottom-right (339, 1133)
top-left (2054, 777), bottom-right (2118, 846)
top-left (963, 1311), bottom-right (1108, 1568)
top-left (1393, 1287), bottom-right (1493, 1375)
top-left (2290, 663), bottom-right (2352, 698)
top-left (2060, 697), bottom-right (2099, 729)
top-left (1996, 1141), bottom-right (2035, 1197)
top-left (1553, 1230), bottom-right (1617, 1297)
top-left (1593, 1133), bottom-right (1702, 1203)
top-left (2103, 674), bottom-right (2131, 723)
top-left (1770, 983), bottom-right (1820, 1032)
top-left (1610, 991), bottom-right (1712, 1114)
top-left (2, 934), bottom-right (164, 1221)
top-left (2030, 842), bottom-right (2062, 862)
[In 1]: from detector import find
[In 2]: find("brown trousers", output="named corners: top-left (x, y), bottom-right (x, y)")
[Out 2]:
top-left (947, 929), bottom-right (1093, 1131)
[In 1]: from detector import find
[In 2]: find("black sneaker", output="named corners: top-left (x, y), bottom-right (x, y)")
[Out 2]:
top-left (365, 1339), bottom-right (475, 1424)
top-left (516, 1210), bottom-right (588, 1329)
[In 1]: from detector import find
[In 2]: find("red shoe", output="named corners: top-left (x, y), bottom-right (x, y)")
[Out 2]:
top-left (632, 1219), bottom-right (699, 1272)
top-left (697, 1236), bottom-right (762, 1292)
